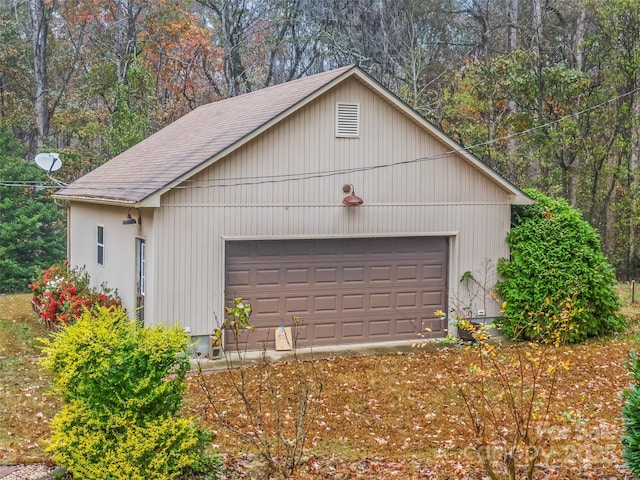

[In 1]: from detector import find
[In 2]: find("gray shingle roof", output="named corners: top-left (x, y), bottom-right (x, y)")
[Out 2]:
top-left (55, 65), bottom-right (356, 204)
top-left (56, 64), bottom-right (531, 206)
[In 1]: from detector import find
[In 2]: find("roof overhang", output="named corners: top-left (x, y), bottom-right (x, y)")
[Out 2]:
top-left (52, 194), bottom-right (151, 208)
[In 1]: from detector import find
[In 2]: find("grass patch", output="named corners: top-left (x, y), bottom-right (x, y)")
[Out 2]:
top-left (616, 282), bottom-right (640, 337)
top-left (0, 293), bottom-right (59, 465)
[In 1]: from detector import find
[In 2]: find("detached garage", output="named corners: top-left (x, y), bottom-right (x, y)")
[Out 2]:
top-left (225, 237), bottom-right (448, 350)
top-left (55, 65), bottom-right (531, 355)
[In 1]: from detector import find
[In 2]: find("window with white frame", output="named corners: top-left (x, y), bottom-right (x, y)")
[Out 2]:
top-left (97, 225), bottom-right (104, 266)
top-left (138, 239), bottom-right (145, 296)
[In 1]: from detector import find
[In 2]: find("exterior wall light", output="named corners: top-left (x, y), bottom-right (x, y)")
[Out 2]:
top-left (123, 207), bottom-right (142, 225)
top-left (342, 184), bottom-right (363, 206)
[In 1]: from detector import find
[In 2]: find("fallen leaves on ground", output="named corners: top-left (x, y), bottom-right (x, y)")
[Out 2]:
top-left (2, 291), bottom-right (639, 479)
top-left (187, 338), bottom-right (636, 479)
top-left (0, 294), bottom-right (59, 464)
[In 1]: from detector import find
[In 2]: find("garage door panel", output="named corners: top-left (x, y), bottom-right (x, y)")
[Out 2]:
top-left (396, 292), bottom-right (418, 308)
top-left (316, 268), bottom-right (337, 283)
top-left (343, 294), bottom-right (364, 310)
top-left (314, 241), bottom-right (339, 255)
top-left (225, 237), bottom-right (448, 350)
top-left (286, 239), bottom-right (318, 256)
top-left (256, 269), bottom-right (279, 285)
top-left (423, 265), bottom-right (445, 279)
top-left (254, 297), bottom-right (281, 314)
top-left (227, 270), bottom-right (250, 286)
top-left (285, 268), bottom-right (309, 284)
top-left (286, 296), bottom-right (309, 313)
top-left (229, 326), bottom-right (272, 351)
top-left (370, 320), bottom-right (390, 336)
top-left (396, 238), bottom-right (420, 253)
top-left (423, 318), bottom-right (446, 334)
top-left (422, 290), bottom-right (446, 308)
top-left (370, 293), bottom-right (391, 309)
top-left (227, 241), bottom-right (251, 256)
top-left (342, 321), bottom-right (364, 338)
top-left (396, 318), bottom-right (420, 335)
top-left (315, 295), bottom-right (337, 312)
top-left (422, 290), bottom-right (443, 306)
top-left (397, 265), bottom-right (418, 280)
top-left (342, 241), bottom-right (367, 254)
top-left (293, 324), bottom-right (309, 342)
top-left (255, 241), bottom-right (280, 257)
top-left (343, 267), bottom-right (365, 282)
top-left (314, 323), bottom-right (337, 340)
top-left (371, 266), bottom-right (392, 281)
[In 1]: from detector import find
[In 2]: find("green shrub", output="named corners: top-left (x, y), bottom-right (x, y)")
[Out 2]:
top-left (623, 350), bottom-right (640, 476)
top-left (47, 403), bottom-right (211, 480)
top-left (496, 189), bottom-right (624, 342)
top-left (40, 306), bottom-right (217, 479)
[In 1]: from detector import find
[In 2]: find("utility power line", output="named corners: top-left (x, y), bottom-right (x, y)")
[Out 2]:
top-left (1, 85), bottom-right (639, 190)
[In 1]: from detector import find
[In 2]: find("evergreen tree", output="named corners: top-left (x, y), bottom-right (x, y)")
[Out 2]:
top-left (496, 189), bottom-right (624, 343)
top-left (0, 128), bottom-right (66, 292)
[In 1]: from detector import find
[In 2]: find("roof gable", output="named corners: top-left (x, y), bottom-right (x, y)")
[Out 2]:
top-left (55, 65), bottom-right (530, 206)
top-left (55, 65), bottom-right (355, 205)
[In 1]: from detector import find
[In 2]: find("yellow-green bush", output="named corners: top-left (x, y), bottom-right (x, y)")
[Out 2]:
top-left (40, 307), bottom-right (218, 479)
top-left (47, 402), bottom-right (210, 480)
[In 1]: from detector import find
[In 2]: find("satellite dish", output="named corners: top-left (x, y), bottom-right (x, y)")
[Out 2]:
top-left (35, 153), bottom-right (62, 173)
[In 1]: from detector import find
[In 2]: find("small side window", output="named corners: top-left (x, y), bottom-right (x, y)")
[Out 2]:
top-left (97, 225), bottom-right (104, 266)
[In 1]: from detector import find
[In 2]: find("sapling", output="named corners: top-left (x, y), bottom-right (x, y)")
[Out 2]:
top-left (195, 299), bottom-right (323, 477)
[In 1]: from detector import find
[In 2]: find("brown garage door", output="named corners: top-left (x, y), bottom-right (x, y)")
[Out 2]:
top-left (224, 237), bottom-right (448, 350)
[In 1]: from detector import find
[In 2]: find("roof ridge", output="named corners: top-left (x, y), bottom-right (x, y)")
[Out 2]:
top-left (196, 64), bottom-right (355, 109)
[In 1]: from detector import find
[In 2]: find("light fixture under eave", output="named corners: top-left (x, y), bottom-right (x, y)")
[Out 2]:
top-left (123, 207), bottom-right (142, 225)
top-left (342, 184), bottom-right (363, 206)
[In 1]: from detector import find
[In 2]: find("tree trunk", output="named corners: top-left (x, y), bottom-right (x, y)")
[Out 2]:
top-left (629, 69), bottom-right (640, 265)
top-left (29, 0), bottom-right (51, 149)
top-left (527, 0), bottom-right (543, 181)
top-left (531, 0), bottom-right (542, 60)
top-left (569, 8), bottom-right (586, 206)
top-left (507, 0), bottom-right (518, 53)
top-left (506, 0), bottom-right (518, 164)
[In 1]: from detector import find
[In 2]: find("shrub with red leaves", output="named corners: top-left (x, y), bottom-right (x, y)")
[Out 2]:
top-left (29, 262), bottom-right (121, 328)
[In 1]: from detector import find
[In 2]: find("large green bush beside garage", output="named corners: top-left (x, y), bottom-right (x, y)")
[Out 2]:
top-left (496, 189), bottom-right (624, 343)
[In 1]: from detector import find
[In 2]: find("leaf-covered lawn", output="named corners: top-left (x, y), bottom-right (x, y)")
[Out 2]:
top-left (2, 289), bottom-right (640, 479)
top-left (0, 293), bottom-right (59, 464)
top-left (186, 338), bottom-right (634, 479)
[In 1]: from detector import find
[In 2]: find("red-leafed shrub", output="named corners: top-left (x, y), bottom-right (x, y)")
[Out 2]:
top-left (30, 262), bottom-right (120, 328)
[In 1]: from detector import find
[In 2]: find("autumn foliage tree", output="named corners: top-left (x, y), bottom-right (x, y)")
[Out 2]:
top-left (3, 0), bottom-right (640, 276)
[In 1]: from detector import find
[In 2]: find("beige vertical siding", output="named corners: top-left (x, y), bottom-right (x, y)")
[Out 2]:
top-left (69, 202), bottom-right (153, 322)
top-left (151, 78), bottom-right (513, 335)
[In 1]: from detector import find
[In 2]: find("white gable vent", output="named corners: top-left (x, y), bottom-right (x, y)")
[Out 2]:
top-left (336, 102), bottom-right (360, 138)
